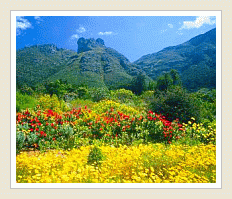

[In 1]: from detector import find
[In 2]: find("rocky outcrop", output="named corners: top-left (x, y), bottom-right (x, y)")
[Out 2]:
top-left (77, 37), bottom-right (105, 53)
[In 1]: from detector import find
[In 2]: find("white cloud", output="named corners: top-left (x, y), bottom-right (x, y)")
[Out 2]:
top-left (168, 24), bottom-right (173, 28)
top-left (77, 27), bottom-right (86, 33)
top-left (179, 16), bottom-right (216, 30)
top-left (176, 31), bottom-right (183, 35)
top-left (69, 34), bottom-right (79, 46)
top-left (16, 16), bottom-right (32, 35)
top-left (70, 34), bottom-right (79, 40)
top-left (98, 31), bottom-right (113, 35)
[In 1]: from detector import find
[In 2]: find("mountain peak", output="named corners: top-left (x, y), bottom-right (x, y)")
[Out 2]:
top-left (77, 37), bottom-right (105, 53)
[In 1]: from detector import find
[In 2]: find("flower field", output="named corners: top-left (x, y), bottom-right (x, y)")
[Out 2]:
top-left (16, 99), bottom-right (216, 183)
top-left (16, 144), bottom-right (215, 183)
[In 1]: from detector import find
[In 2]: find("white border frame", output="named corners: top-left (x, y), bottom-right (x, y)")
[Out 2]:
top-left (11, 10), bottom-right (222, 189)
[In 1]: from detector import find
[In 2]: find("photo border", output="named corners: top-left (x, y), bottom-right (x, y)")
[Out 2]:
top-left (11, 10), bottom-right (221, 189)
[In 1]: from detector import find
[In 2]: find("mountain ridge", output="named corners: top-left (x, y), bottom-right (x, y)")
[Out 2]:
top-left (16, 28), bottom-right (216, 91)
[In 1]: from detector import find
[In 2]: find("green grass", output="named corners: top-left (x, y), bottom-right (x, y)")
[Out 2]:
top-left (16, 92), bottom-right (38, 112)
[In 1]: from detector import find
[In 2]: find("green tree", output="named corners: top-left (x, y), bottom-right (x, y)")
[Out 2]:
top-left (147, 80), bottom-right (157, 91)
top-left (169, 69), bottom-right (182, 86)
top-left (131, 73), bottom-right (146, 95)
top-left (44, 79), bottom-right (73, 99)
top-left (156, 73), bottom-right (172, 92)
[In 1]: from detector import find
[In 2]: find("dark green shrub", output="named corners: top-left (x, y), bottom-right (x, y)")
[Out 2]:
top-left (150, 86), bottom-right (202, 123)
top-left (139, 91), bottom-right (155, 104)
top-left (77, 87), bottom-right (89, 99)
top-left (190, 88), bottom-right (216, 124)
top-left (87, 146), bottom-right (105, 166)
top-left (90, 87), bottom-right (110, 102)
top-left (156, 73), bottom-right (173, 91)
top-left (156, 69), bottom-right (182, 92)
top-left (130, 73), bottom-right (147, 95)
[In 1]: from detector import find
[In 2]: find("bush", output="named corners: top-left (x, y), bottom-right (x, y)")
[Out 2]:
top-left (139, 90), bottom-right (155, 105)
top-left (89, 87), bottom-right (110, 102)
top-left (92, 100), bottom-right (139, 116)
top-left (16, 92), bottom-right (38, 112)
top-left (77, 87), bottom-right (89, 99)
top-left (110, 89), bottom-right (135, 103)
top-left (190, 88), bottom-right (216, 124)
top-left (87, 146), bottom-right (105, 166)
top-left (16, 130), bottom-right (26, 154)
top-left (38, 94), bottom-right (69, 112)
top-left (130, 73), bottom-right (147, 95)
top-left (150, 86), bottom-right (202, 123)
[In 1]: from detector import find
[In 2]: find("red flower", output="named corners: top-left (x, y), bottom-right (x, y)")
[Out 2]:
top-left (53, 137), bottom-right (56, 141)
top-left (148, 110), bottom-right (154, 114)
top-left (100, 128), bottom-right (103, 131)
top-left (35, 128), bottom-right (39, 131)
top-left (30, 128), bottom-right (34, 132)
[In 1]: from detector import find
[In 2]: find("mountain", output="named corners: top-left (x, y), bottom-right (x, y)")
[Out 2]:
top-left (16, 44), bottom-right (77, 88)
top-left (133, 28), bottom-right (216, 91)
top-left (16, 38), bottom-right (145, 90)
top-left (48, 38), bottom-right (144, 89)
top-left (16, 28), bottom-right (216, 92)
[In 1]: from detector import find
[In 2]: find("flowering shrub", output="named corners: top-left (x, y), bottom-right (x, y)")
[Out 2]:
top-left (38, 94), bottom-right (70, 112)
top-left (16, 102), bottom-right (186, 152)
top-left (110, 89), bottom-right (135, 103)
top-left (182, 118), bottom-right (216, 145)
top-left (92, 100), bottom-right (140, 116)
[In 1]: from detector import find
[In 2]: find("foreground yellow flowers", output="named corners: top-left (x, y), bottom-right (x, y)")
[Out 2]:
top-left (16, 143), bottom-right (216, 183)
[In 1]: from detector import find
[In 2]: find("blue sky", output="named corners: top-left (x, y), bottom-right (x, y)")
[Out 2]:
top-left (16, 16), bottom-right (216, 62)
